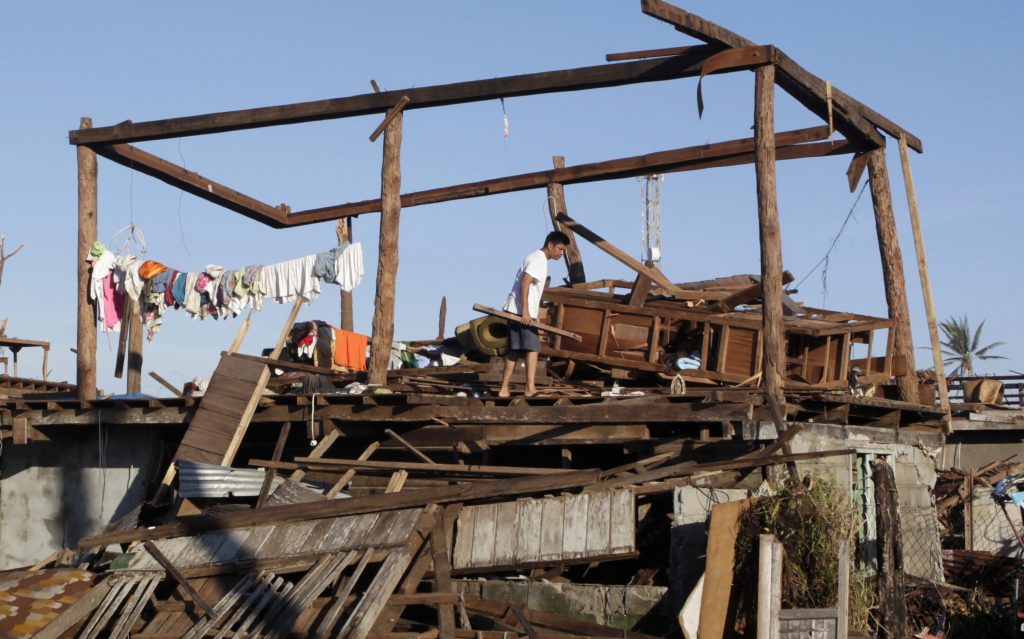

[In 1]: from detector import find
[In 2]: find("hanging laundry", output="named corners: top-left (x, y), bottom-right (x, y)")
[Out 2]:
top-left (333, 329), bottom-right (368, 371)
top-left (139, 260), bottom-right (167, 280)
top-left (89, 246), bottom-right (365, 340)
top-left (258, 254), bottom-right (321, 304)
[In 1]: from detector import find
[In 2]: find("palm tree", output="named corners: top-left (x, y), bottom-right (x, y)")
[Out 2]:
top-left (938, 315), bottom-right (1006, 377)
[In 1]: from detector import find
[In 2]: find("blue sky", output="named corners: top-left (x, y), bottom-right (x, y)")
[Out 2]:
top-left (1, 2), bottom-right (1021, 394)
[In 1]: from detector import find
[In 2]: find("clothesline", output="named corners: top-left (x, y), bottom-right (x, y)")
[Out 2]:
top-left (86, 242), bottom-right (364, 341)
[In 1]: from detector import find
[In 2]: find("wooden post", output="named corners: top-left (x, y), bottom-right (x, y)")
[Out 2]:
top-left (871, 458), bottom-right (908, 638)
top-left (867, 147), bottom-right (917, 402)
top-left (76, 117), bottom-right (98, 401)
top-left (837, 539), bottom-right (849, 639)
top-left (753, 65), bottom-right (787, 419)
top-left (547, 156), bottom-right (586, 284)
top-left (756, 534), bottom-right (775, 638)
top-left (337, 219), bottom-right (354, 332)
top-left (897, 135), bottom-right (950, 424)
top-left (127, 301), bottom-right (143, 393)
top-left (368, 112), bottom-right (403, 386)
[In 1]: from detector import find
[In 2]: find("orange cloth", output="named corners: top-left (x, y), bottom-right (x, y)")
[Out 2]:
top-left (333, 329), bottom-right (368, 371)
top-left (138, 260), bottom-right (168, 280)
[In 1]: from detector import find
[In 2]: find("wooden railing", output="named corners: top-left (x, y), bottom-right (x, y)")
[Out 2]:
top-left (946, 375), bottom-right (1024, 408)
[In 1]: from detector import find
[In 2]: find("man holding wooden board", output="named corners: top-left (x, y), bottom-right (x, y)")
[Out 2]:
top-left (498, 231), bottom-right (570, 397)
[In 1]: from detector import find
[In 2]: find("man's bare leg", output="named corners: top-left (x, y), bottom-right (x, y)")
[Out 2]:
top-left (524, 351), bottom-right (539, 397)
top-left (498, 353), bottom-right (519, 398)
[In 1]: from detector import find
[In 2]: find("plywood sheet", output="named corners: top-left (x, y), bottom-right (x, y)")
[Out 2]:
top-left (697, 499), bottom-right (751, 639)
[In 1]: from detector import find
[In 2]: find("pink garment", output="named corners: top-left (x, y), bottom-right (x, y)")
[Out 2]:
top-left (102, 272), bottom-right (124, 332)
top-left (196, 272), bottom-right (212, 291)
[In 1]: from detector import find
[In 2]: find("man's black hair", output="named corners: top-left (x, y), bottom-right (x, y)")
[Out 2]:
top-left (545, 230), bottom-right (571, 247)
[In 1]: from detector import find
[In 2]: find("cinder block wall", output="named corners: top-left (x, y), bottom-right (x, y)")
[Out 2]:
top-left (0, 427), bottom-right (157, 568)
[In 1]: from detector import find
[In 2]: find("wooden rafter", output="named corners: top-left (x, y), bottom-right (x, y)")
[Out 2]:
top-left (69, 48), bottom-right (728, 146)
top-left (286, 126), bottom-right (837, 226)
top-left (93, 143), bottom-right (289, 227)
top-left (640, 0), bottom-right (923, 152)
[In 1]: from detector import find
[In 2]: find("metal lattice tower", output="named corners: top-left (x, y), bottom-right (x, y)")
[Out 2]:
top-left (639, 174), bottom-right (663, 264)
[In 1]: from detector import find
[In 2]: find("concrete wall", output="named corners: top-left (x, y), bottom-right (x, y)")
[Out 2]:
top-left (970, 485), bottom-right (1019, 556)
top-left (943, 431), bottom-right (1024, 471)
top-left (0, 426), bottom-right (158, 569)
top-left (787, 422), bottom-right (944, 581)
top-left (455, 580), bottom-right (668, 633)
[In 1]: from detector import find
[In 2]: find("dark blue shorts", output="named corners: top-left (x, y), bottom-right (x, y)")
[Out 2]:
top-left (507, 320), bottom-right (541, 352)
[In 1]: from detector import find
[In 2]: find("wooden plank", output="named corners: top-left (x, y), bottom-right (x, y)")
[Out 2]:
top-left (473, 304), bottom-right (582, 341)
top-left (429, 516), bottom-right (457, 639)
top-left (561, 493), bottom-right (589, 559)
top-left (144, 541), bottom-right (217, 619)
top-left (339, 507), bottom-right (437, 639)
top-left (898, 134), bottom-right (951, 428)
top-left (517, 499), bottom-right (544, 565)
top-left (697, 499), bottom-right (750, 639)
top-left (370, 96), bottom-right (411, 142)
top-left (315, 549), bottom-right (374, 638)
top-left (557, 214), bottom-right (684, 296)
top-left (452, 506), bottom-right (476, 570)
top-left (289, 457), bottom-right (575, 477)
top-left (585, 491), bottom-right (612, 555)
top-left (461, 595), bottom-right (658, 639)
top-left (470, 503), bottom-right (497, 568)
top-left (538, 497), bottom-right (565, 563)
top-left (12, 416), bottom-right (27, 445)
top-left (608, 490), bottom-right (634, 553)
top-left (491, 500), bottom-right (519, 567)
top-left (80, 469), bottom-right (603, 547)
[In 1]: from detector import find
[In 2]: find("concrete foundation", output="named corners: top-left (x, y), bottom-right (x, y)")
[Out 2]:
top-left (0, 426), bottom-right (158, 569)
top-left (455, 580), bottom-right (668, 632)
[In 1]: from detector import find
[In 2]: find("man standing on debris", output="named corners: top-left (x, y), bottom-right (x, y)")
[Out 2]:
top-left (498, 231), bottom-right (570, 398)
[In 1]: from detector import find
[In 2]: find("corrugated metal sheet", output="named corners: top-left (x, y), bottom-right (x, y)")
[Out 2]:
top-left (178, 460), bottom-right (283, 498)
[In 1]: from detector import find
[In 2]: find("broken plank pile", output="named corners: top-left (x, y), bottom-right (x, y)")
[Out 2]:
top-left (34, 420), bottom-right (856, 638)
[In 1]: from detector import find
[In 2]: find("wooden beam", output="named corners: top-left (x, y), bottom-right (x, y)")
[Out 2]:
top-left (370, 96), bottom-right (411, 142)
top-left (754, 64), bottom-right (791, 460)
top-left (256, 422), bottom-right (291, 508)
top-left (148, 371), bottom-right (183, 397)
top-left (639, 0), bottom-right (921, 151)
top-left (280, 457), bottom-right (577, 477)
top-left (867, 147), bottom-right (917, 402)
top-left (79, 469), bottom-right (602, 547)
top-left (92, 143), bottom-right (289, 228)
top-left (142, 540), bottom-right (217, 619)
top-left (898, 135), bottom-right (950, 426)
top-left (338, 219), bottom-right (355, 331)
top-left (385, 428), bottom-right (437, 464)
top-left (76, 117), bottom-right (97, 401)
top-left (368, 111), bottom-right (403, 386)
top-left (547, 156), bottom-right (586, 284)
top-left (555, 214), bottom-right (685, 296)
top-left (69, 49), bottom-right (728, 146)
top-left (127, 300), bottom-right (143, 394)
top-left (287, 126), bottom-right (831, 226)
top-left (472, 304), bottom-right (581, 341)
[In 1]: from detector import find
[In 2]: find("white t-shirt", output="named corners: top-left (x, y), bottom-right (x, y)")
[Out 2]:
top-left (503, 249), bottom-right (547, 320)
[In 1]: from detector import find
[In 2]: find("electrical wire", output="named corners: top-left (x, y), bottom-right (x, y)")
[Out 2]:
top-left (794, 179), bottom-right (870, 300)
top-left (176, 139), bottom-right (192, 256)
